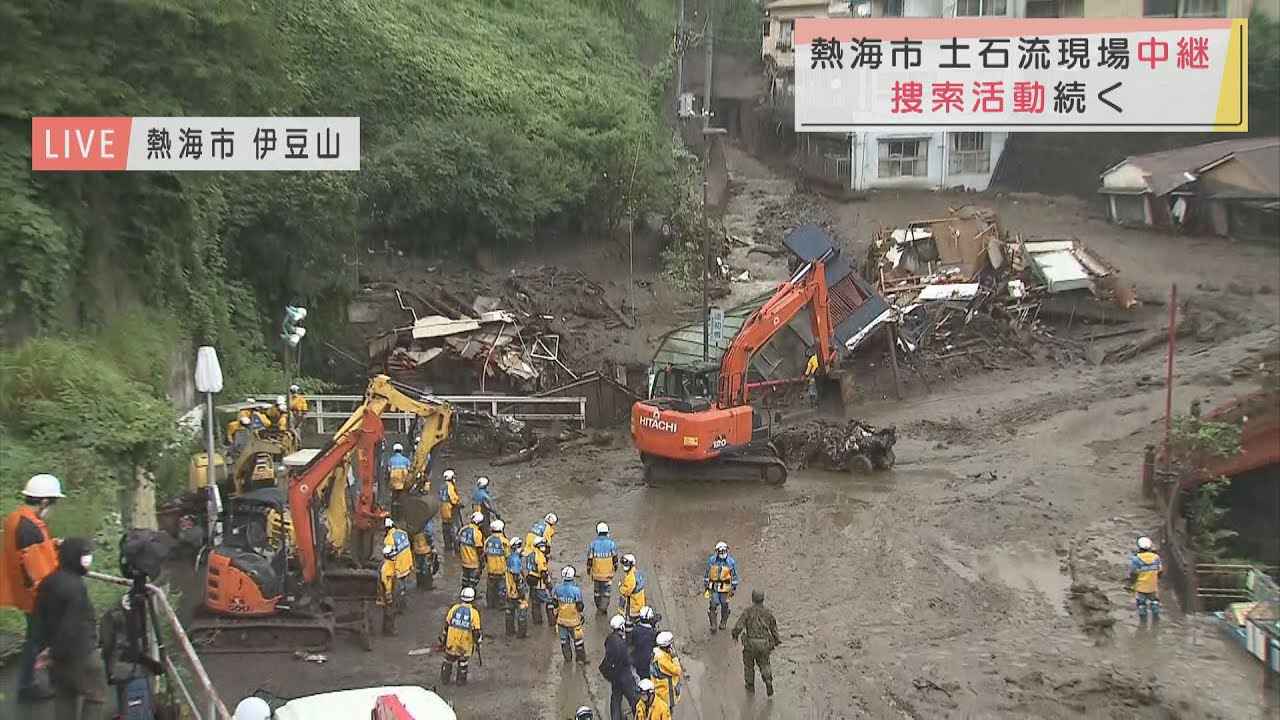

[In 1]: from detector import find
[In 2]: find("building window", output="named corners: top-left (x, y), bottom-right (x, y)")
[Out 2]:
top-left (1025, 0), bottom-right (1061, 18)
top-left (1111, 195), bottom-right (1147, 224)
top-left (879, 139), bottom-right (928, 178)
top-left (762, 20), bottom-right (770, 37)
top-left (948, 133), bottom-right (990, 175)
top-left (884, 0), bottom-right (906, 16)
top-left (1144, 0), bottom-right (1224, 16)
top-left (778, 20), bottom-right (794, 50)
top-left (955, 0), bottom-right (1007, 16)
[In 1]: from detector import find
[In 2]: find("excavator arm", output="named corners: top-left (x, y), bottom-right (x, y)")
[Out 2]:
top-left (330, 374), bottom-right (453, 531)
top-left (718, 250), bottom-right (836, 408)
top-left (288, 406), bottom-right (385, 585)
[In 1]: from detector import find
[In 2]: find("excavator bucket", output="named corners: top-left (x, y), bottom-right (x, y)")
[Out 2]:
top-left (395, 494), bottom-right (440, 532)
top-left (783, 224), bottom-right (889, 348)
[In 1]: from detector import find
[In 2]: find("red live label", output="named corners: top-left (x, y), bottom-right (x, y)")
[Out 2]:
top-left (31, 117), bottom-right (132, 171)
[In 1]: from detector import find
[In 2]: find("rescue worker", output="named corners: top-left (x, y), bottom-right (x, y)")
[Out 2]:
top-left (379, 516), bottom-right (415, 635)
top-left (602, 614), bottom-right (639, 720)
top-left (36, 536), bottom-right (108, 720)
top-left (287, 384), bottom-right (309, 428)
top-left (617, 553), bottom-right (647, 634)
top-left (575, 708), bottom-right (595, 720)
top-left (439, 587), bottom-right (482, 686)
top-left (437, 469), bottom-right (461, 552)
top-left (228, 416), bottom-right (252, 458)
top-left (483, 519), bottom-right (511, 609)
top-left (635, 678), bottom-right (671, 720)
top-left (271, 396), bottom-right (290, 432)
top-left (1128, 536), bottom-right (1163, 624)
top-left (731, 589), bottom-right (781, 696)
top-left (649, 631), bottom-right (684, 712)
top-left (472, 476), bottom-right (500, 532)
top-left (526, 512), bottom-right (558, 560)
top-left (587, 522), bottom-right (619, 613)
top-left (804, 349), bottom-right (820, 407)
top-left (704, 541), bottom-right (739, 633)
top-left (524, 536), bottom-right (553, 626)
top-left (553, 565), bottom-right (588, 663)
top-left (1, 473), bottom-right (63, 703)
top-left (386, 443), bottom-right (411, 509)
top-left (503, 537), bottom-right (530, 638)
top-left (410, 515), bottom-right (439, 591)
top-left (629, 606), bottom-right (659, 679)
top-left (457, 511), bottom-right (485, 590)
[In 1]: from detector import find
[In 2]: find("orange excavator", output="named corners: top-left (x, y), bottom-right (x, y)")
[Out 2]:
top-left (632, 225), bottom-right (886, 484)
top-left (190, 375), bottom-right (452, 652)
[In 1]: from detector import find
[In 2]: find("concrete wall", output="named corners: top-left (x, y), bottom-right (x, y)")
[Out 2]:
top-left (850, 131), bottom-right (1009, 190)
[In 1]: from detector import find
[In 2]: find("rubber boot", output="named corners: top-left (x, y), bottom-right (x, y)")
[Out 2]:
top-left (765, 678), bottom-right (774, 697)
top-left (382, 608), bottom-right (397, 637)
top-left (574, 640), bottom-right (587, 664)
top-left (505, 610), bottom-right (517, 637)
top-left (417, 571), bottom-right (430, 591)
top-left (517, 611), bottom-right (529, 639)
top-left (708, 607), bottom-right (718, 634)
top-left (720, 607), bottom-right (730, 631)
top-left (745, 682), bottom-right (755, 693)
top-left (440, 660), bottom-right (453, 685)
top-left (531, 597), bottom-right (544, 625)
top-left (487, 577), bottom-right (502, 609)
top-left (546, 604), bottom-right (557, 627)
top-left (457, 660), bottom-right (469, 686)
top-left (561, 637), bottom-right (574, 662)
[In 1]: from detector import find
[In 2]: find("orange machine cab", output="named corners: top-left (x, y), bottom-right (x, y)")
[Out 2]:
top-left (631, 399), bottom-right (754, 461)
top-left (203, 550), bottom-right (282, 616)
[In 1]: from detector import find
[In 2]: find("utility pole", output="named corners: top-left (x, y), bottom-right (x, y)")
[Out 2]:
top-left (675, 0), bottom-right (686, 104)
top-left (703, 1), bottom-right (714, 130)
top-left (701, 126), bottom-right (727, 362)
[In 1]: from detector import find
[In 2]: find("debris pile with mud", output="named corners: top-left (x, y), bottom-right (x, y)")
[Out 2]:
top-left (773, 419), bottom-right (897, 472)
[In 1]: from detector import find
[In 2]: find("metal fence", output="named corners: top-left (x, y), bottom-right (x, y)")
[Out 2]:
top-left (87, 572), bottom-right (231, 720)
top-left (296, 394), bottom-right (587, 435)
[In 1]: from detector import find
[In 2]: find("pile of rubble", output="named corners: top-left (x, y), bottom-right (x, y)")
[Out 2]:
top-left (772, 419), bottom-right (897, 473)
top-left (852, 206), bottom-right (1138, 370)
top-left (363, 266), bottom-right (635, 394)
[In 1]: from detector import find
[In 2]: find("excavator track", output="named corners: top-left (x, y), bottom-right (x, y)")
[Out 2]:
top-left (641, 451), bottom-right (788, 485)
top-left (325, 567), bottom-right (380, 600)
top-left (187, 614), bottom-right (336, 654)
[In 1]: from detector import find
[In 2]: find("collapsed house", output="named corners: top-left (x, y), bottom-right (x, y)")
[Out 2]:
top-left (1098, 137), bottom-right (1280, 242)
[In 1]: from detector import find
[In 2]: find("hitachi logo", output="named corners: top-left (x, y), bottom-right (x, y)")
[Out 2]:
top-left (639, 411), bottom-right (678, 434)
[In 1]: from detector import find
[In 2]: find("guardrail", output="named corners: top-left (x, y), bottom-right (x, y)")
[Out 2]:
top-left (298, 394), bottom-right (587, 434)
top-left (87, 572), bottom-right (231, 720)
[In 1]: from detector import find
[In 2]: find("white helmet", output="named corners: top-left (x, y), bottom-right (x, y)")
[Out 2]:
top-left (384, 516), bottom-right (395, 529)
top-left (392, 443), bottom-right (404, 452)
top-left (561, 565), bottom-right (576, 581)
top-left (509, 536), bottom-right (524, 550)
top-left (289, 384), bottom-right (300, 393)
top-left (638, 678), bottom-right (655, 693)
top-left (621, 554), bottom-right (636, 568)
top-left (275, 395), bottom-right (286, 407)
top-left (574, 707), bottom-right (594, 720)
top-left (656, 631), bottom-right (674, 648)
top-left (533, 536), bottom-right (548, 551)
top-left (544, 512), bottom-right (558, 525)
top-left (639, 606), bottom-right (655, 622)
top-left (610, 614), bottom-right (626, 631)
top-left (232, 697), bottom-right (272, 720)
top-left (460, 587), bottom-right (476, 602)
top-left (596, 522), bottom-right (609, 535)
top-left (246, 397), bottom-right (257, 403)
top-left (471, 511), bottom-right (485, 525)
top-left (1137, 536), bottom-right (1154, 551)
top-left (443, 469), bottom-right (456, 481)
top-left (239, 416), bottom-right (251, 426)
top-left (490, 519), bottom-right (505, 534)
top-left (23, 474), bottom-right (65, 499)
top-left (476, 476), bottom-right (489, 489)
top-left (715, 541), bottom-right (729, 555)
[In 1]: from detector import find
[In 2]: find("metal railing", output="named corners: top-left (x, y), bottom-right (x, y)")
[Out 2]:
top-left (293, 394), bottom-right (588, 434)
top-left (87, 572), bottom-right (231, 720)
top-left (1194, 563), bottom-right (1280, 607)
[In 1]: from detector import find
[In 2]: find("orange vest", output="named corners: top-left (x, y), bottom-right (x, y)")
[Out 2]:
top-left (0, 506), bottom-right (59, 613)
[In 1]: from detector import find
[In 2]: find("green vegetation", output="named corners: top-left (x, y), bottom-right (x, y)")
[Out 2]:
top-left (1249, 11), bottom-right (1280, 135)
top-left (1170, 415), bottom-right (1243, 561)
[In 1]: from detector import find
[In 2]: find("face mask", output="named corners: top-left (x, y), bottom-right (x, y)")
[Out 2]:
top-left (80, 554), bottom-right (93, 570)
top-left (38, 505), bottom-right (52, 519)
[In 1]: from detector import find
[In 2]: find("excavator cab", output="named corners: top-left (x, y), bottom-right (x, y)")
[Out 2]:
top-left (204, 488), bottom-right (291, 616)
top-left (648, 362), bottom-right (719, 413)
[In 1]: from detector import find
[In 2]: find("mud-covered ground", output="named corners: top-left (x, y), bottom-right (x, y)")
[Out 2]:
top-left (8, 144), bottom-right (1277, 720)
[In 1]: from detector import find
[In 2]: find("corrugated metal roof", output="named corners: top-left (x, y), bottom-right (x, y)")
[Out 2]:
top-left (651, 291), bottom-right (774, 368)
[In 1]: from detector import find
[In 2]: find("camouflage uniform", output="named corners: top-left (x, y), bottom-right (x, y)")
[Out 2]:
top-left (731, 592), bottom-right (781, 695)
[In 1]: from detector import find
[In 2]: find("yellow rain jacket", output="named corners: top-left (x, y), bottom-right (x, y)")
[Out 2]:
top-left (442, 602), bottom-right (481, 656)
top-left (618, 567), bottom-right (647, 616)
top-left (650, 647), bottom-right (684, 708)
top-left (439, 480), bottom-right (460, 522)
top-left (484, 532), bottom-right (510, 576)
top-left (635, 694), bottom-right (671, 720)
top-left (457, 522), bottom-right (484, 570)
top-left (523, 545), bottom-right (549, 589)
top-left (379, 527), bottom-right (413, 604)
top-left (289, 394), bottom-right (309, 414)
top-left (1131, 551), bottom-right (1162, 594)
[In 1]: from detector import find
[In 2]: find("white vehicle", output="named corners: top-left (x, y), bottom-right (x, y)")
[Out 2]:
top-left (268, 686), bottom-right (455, 720)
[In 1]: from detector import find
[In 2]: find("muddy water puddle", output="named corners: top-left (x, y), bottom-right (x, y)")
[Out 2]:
top-left (979, 542), bottom-right (1072, 616)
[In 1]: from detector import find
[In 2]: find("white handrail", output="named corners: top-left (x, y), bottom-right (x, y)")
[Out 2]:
top-left (87, 572), bottom-right (231, 720)
top-left (270, 393), bottom-right (589, 433)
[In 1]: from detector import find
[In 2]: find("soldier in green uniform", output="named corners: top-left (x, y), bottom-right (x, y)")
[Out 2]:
top-left (731, 589), bottom-right (781, 696)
